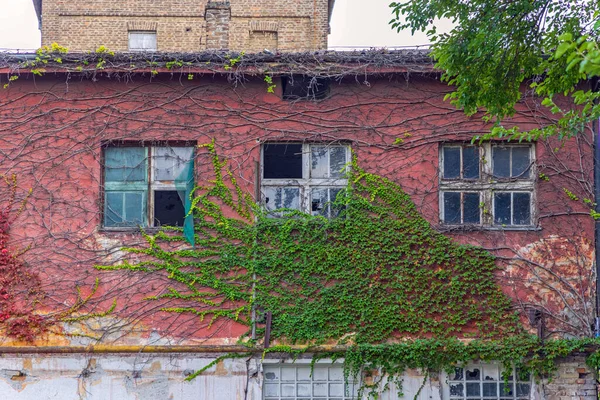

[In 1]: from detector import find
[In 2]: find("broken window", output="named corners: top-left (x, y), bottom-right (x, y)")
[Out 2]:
top-left (103, 145), bottom-right (194, 228)
top-left (263, 363), bottom-right (359, 400)
top-left (282, 76), bottom-right (330, 100)
top-left (440, 143), bottom-right (535, 228)
top-left (446, 363), bottom-right (531, 400)
top-left (128, 31), bottom-right (157, 52)
top-left (261, 143), bottom-right (349, 217)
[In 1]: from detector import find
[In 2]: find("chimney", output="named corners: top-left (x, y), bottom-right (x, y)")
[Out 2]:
top-left (205, 1), bottom-right (231, 50)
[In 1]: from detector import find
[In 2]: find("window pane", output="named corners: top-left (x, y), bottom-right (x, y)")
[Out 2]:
top-left (493, 147), bottom-right (511, 178)
top-left (264, 187), bottom-right (282, 212)
top-left (124, 192), bottom-right (145, 225)
top-left (282, 187), bottom-right (300, 210)
top-left (444, 192), bottom-right (461, 224)
top-left (483, 382), bottom-right (497, 396)
top-left (105, 147), bottom-right (146, 182)
top-left (512, 147), bottom-right (530, 178)
top-left (463, 193), bottom-right (481, 224)
top-left (105, 192), bottom-right (124, 226)
top-left (494, 193), bottom-right (512, 225)
top-left (466, 382), bottom-right (480, 396)
top-left (329, 147), bottom-right (347, 178)
top-left (311, 146), bottom-right (329, 178)
top-left (154, 147), bottom-right (194, 181)
top-left (105, 191), bottom-right (145, 227)
top-left (453, 368), bottom-right (464, 381)
top-left (450, 383), bottom-right (464, 397)
top-left (263, 144), bottom-right (303, 179)
top-left (499, 382), bottom-right (514, 396)
top-left (443, 147), bottom-right (460, 179)
top-left (513, 193), bottom-right (531, 225)
top-left (129, 32), bottom-right (157, 51)
top-left (311, 188), bottom-right (328, 216)
top-left (463, 146), bottom-right (480, 179)
top-left (330, 188), bottom-right (345, 218)
top-left (516, 383), bottom-right (530, 396)
top-left (154, 190), bottom-right (185, 226)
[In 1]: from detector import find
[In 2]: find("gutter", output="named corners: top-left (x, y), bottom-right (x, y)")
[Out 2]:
top-left (0, 344), bottom-right (350, 354)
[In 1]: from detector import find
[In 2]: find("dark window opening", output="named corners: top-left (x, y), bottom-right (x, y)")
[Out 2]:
top-left (263, 144), bottom-right (303, 179)
top-left (282, 76), bottom-right (330, 100)
top-left (154, 190), bottom-right (185, 226)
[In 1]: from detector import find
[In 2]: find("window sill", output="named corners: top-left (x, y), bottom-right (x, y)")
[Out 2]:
top-left (436, 224), bottom-right (541, 232)
top-left (99, 227), bottom-right (161, 234)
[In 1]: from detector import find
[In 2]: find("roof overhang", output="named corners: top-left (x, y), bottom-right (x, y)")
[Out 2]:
top-left (0, 50), bottom-right (436, 76)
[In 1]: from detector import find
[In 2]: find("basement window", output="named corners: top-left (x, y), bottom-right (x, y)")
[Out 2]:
top-left (263, 363), bottom-right (359, 400)
top-left (128, 31), bottom-right (157, 52)
top-left (445, 363), bottom-right (531, 400)
top-left (103, 145), bottom-right (194, 228)
top-left (282, 76), bottom-right (330, 100)
top-left (439, 143), bottom-right (535, 228)
top-left (261, 143), bottom-right (349, 217)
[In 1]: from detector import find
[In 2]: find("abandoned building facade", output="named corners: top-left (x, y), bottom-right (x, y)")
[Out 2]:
top-left (0, 1), bottom-right (596, 400)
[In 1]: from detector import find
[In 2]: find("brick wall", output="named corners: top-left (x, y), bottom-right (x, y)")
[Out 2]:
top-left (39, 0), bottom-right (330, 52)
top-left (541, 356), bottom-right (597, 400)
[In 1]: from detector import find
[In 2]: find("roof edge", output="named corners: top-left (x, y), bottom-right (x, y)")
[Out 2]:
top-left (32, 0), bottom-right (42, 26)
top-left (0, 50), bottom-right (436, 77)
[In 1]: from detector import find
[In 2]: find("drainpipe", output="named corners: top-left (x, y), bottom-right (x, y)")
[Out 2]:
top-left (594, 77), bottom-right (600, 337)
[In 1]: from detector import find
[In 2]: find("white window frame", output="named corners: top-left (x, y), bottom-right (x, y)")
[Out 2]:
top-left (439, 143), bottom-right (536, 229)
top-left (443, 362), bottom-right (532, 400)
top-left (128, 30), bottom-right (157, 52)
top-left (260, 143), bottom-right (350, 217)
top-left (262, 359), bottom-right (359, 400)
top-left (103, 145), bottom-right (194, 229)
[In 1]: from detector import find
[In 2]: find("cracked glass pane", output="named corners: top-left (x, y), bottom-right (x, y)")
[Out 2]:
top-left (443, 147), bottom-right (460, 179)
top-left (466, 367), bottom-right (481, 380)
top-left (450, 382), bottom-right (464, 397)
top-left (453, 368), bottom-right (464, 381)
top-left (264, 187), bottom-right (282, 212)
top-left (312, 188), bottom-right (328, 216)
top-left (283, 187), bottom-right (300, 210)
top-left (311, 146), bottom-right (329, 178)
top-left (329, 147), bottom-right (347, 178)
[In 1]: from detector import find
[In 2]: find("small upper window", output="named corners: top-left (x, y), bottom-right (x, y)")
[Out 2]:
top-left (103, 145), bottom-right (194, 228)
top-left (261, 143), bottom-right (349, 218)
top-left (128, 31), bottom-right (157, 52)
top-left (282, 76), bottom-right (330, 101)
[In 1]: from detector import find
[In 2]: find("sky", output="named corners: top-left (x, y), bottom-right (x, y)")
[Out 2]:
top-left (0, 0), bottom-right (438, 51)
